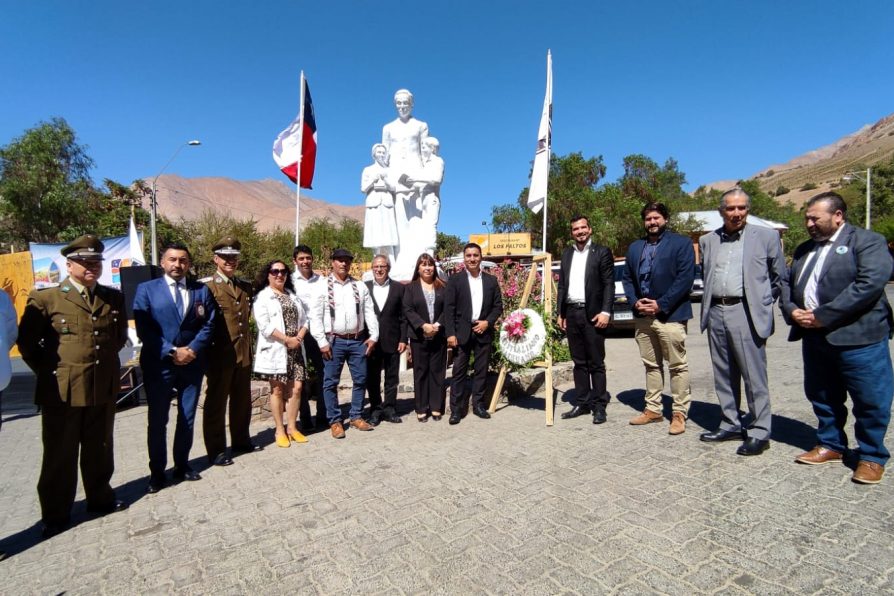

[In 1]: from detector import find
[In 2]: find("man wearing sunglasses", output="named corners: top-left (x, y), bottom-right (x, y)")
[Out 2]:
top-left (201, 237), bottom-right (259, 467)
top-left (18, 235), bottom-right (130, 538)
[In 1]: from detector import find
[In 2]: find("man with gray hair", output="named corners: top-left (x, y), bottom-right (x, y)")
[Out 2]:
top-left (364, 255), bottom-right (407, 425)
top-left (699, 188), bottom-right (784, 456)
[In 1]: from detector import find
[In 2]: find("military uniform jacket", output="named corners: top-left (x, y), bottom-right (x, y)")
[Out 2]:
top-left (18, 279), bottom-right (128, 407)
top-left (203, 273), bottom-right (253, 366)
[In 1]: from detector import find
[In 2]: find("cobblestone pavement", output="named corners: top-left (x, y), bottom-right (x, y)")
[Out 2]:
top-left (1, 302), bottom-right (893, 594)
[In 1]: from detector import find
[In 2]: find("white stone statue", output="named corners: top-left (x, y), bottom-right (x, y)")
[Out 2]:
top-left (405, 136), bottom-right (444, 254)
top-left (361, 143), bottom-right (399, 261)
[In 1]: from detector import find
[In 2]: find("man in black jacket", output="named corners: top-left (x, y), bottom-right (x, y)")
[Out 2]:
top-left (444, 243), bottom-right (503, 425)
top-left (365, 255), bottom-right (407, 425)
top-left (556, 215), bottom-right (615, 424)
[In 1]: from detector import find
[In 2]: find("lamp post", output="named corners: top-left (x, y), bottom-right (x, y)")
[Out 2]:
top-left (150, 140), bottom-right (201, 265)
top-left (481, 221), bottom-right (491, 256)
top-left (842, 167), bottom-right (872, 230)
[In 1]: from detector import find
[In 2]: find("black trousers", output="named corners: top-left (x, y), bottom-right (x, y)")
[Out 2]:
top-left (39, 399), bottom-right (116, 526)
top-left (565, 305), bottom-right (608, 409)
top-left (367, 346), bottom-right (401, 415)
top-left (299, 335), bottom-right (327, 423)
top-left (450, 334), bottom-right (492, 414)
top-left (411, 337), bottom-right (447, 415)
top-left (203, 362), bottom-right (252, 460)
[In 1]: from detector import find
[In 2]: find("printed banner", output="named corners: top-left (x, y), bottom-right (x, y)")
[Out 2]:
top-left (29, 233), bottom-right (143, 289)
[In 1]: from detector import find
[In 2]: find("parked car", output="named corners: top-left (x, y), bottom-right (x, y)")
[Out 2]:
top-left (690, 264), bottom-right (704, 302)
top-left (611, 260), bottom-right (635, 330)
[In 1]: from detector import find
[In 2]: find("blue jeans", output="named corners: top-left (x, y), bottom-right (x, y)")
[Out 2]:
top-left (803, 335), bottom-right (893, 465)
top-left (322, 338), bottom-right (368, 423)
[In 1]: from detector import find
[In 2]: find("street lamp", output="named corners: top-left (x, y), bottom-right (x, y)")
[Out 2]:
top-left (150, 140), bottom-right (201, 265)
top-left (842, 167), bottom-right (872, 230)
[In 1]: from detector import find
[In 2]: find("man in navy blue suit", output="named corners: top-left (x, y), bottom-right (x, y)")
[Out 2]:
top-left (781, 192), bottom-right (894, 485)
top-left (134, 243), bottom-right (216, 493)
top-left (622, 202), bottom-right (695, 435)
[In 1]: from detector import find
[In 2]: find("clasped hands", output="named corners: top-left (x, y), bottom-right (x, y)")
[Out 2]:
top-left (791, 308), bottom-right (824, 329)
top-left (172, 346), bottom-right (196, 365)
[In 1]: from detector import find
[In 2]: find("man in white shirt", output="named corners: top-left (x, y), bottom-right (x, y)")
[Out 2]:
top-left (364, 255), bottom-right (407, 425)
top-left (291, 244), bottom-right (328, 430)
top-left (556, 216), bottom-right (615, 424)
top-left (310, 249), bottom-right (379, 439)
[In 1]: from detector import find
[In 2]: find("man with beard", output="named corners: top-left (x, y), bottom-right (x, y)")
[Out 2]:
top-left (622, 203), bottom-right (695, 435)
top-left (781, 192), bottom-right (894, 484)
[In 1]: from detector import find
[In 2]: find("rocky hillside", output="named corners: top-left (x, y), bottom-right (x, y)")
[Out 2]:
top-left (152, 174), bottom-right (364, 231)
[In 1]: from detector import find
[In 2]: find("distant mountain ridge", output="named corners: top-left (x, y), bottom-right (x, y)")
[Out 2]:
top-left (151, 174), bottom-right (364, 231)
top-left (700, 112), bottom-right (894, 206)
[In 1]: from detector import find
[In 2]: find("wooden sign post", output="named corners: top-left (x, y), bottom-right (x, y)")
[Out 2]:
top-left (487, 253), bottom-right (555, 426)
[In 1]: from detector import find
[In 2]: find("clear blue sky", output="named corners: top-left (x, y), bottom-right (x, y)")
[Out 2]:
top-left (2, 1), bottom-right (892, 238)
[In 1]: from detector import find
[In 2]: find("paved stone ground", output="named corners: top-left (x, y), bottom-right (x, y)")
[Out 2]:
top-left (2, 300), bottom-right (894, 594)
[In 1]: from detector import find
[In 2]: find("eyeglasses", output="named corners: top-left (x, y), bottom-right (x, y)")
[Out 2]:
top-left (269, 269), bottom-right (288, 276)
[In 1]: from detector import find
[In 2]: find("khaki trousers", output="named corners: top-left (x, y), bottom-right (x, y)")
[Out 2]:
top-left (634, 317), bottom-right (691, 416)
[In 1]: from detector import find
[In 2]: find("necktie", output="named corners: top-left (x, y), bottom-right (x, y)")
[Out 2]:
top-left (174, 282), bottom-right (185, 320)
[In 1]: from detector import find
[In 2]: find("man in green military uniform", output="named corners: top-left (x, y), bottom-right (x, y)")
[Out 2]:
top-left (202, 237), bottom-right (260, 466)
top-left (18, 235), bottom-right (129, 538)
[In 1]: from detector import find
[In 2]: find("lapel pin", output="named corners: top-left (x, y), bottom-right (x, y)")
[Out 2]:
top-left (835, 246), bottom-right (848, 255)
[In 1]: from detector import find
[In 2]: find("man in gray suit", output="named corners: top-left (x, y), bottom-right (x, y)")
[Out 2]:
top-left (699, 188), bottom-right (785, 455)
top-left (781, 192), bottom-right (893, 484)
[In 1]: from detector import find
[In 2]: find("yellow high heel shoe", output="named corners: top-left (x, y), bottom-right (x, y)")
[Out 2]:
top-left (289, 430), bottom-right (308, 444)
top-left (275, 434), bottom-right (291, 448)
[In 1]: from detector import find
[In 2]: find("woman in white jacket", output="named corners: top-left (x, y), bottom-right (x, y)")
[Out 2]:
top-left (253, 260), bottom-right (309, 448)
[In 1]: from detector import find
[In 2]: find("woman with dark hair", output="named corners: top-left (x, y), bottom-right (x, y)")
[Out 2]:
top-left (402, 253), bottom-right (447, 421)
top-left (252, 260), bottom-right (309, 447)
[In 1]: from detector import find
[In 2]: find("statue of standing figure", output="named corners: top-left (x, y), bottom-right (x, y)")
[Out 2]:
top-left (361, 88), bottom-right (443, 281)
top-left (361, 143), bottom-right (399, 262)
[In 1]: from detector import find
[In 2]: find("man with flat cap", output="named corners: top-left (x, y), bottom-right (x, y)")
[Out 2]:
top-left (18, 235), bottom-right (130, 538)
top-left (201, 237), bottom-right (259, 467)
top-left (309, 248), bottom-right (379, 439)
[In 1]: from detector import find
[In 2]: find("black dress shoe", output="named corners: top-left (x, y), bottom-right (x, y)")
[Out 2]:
top-left (211, 453), bottom-right (234, 467)
top-left (473, 407), bottom-right (491, 419)
top-left (368, 411), bottom-right (382, 426)
top-left (448, 414), bottom-right (461, 425)
top-left (87, 500), bottom-right (128, 515)
top-left (146, 475), bottom-right (167, 494)
top-left (561, 405), bottom-right (591, 419)
top-left (383, 413), bottom-right (403, 424)
top-left (41, 522), bottom-right (69, 539)
top-left (232, 443), bottom-right (263, 454)
top-left (700, 429), bottom-right (745, 443)
top-left (431, 414), bottom-right (442, 422)
top-left (592, 408), bottom-right (607, 425)
top-left (737, 438), bottom-right (770, 456)
top-left (172, 468), bottom-right (201, 482)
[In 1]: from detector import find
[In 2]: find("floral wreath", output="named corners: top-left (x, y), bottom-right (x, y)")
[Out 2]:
top-left (498, 308), bottom-right (547, 366)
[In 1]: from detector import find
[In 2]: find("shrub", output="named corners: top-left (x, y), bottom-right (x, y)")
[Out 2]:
top-left (775, 185), bottom-right (790, 196)
top-left (800, 182), bottom-right (818, 191)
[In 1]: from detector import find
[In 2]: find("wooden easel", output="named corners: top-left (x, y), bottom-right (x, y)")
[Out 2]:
top-left (487, 253), bottom-right (555, 426)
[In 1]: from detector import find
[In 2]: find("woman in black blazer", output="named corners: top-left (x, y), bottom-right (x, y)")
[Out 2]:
top-left (403, 253), bottom-right (447, 422)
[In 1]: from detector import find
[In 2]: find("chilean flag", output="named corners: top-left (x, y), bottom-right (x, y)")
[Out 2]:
top-left (273, 78), bottom-right (317, 189)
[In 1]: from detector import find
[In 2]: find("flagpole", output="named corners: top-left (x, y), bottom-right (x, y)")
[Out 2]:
top-left (541, 50), bottom-right (552, 256)
top-left (295, 70), bottom-right (306, 246)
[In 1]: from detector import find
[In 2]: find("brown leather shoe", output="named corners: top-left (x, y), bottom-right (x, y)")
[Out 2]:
top-left (349, 418), bottom-right (374, 431)
top-left (330, 422), bottom-right (346, 439)
top-left (629, 409), bottom-right (663, 425)
top-left (795, 446), bottom-right (843, 465)
top-left (668, 412), bottom-right (686, 435)
top-left (852, 460), bottom-right (885, 484)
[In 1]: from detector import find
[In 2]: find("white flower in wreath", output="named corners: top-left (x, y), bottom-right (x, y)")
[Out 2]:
top-left (499, 308), bottom-right (546, 366)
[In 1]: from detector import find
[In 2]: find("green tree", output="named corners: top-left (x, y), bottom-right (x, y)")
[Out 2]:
top-left (300, 217), bottom-right (371, 264)
top-left (0, 118), bottom-right (95, 246)
top-left (491, 204), bottom-right (527, 233)
top-left (436, 231), bottom-right (464, 259)
top-left (840, 159), bottom-right (894, 240)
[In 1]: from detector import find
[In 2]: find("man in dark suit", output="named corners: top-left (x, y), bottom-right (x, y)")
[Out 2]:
top-left (699, 188), bottom-right (785, 456)
top-left (201, 237), bottom-right (260, 467)
top-left (18, 235), bottom-right (130, 538)
top-left (622, 202), bottom-right (696, 435)
top-left (134, 242), bottom-right (216, 493)
top-left (365, 255), bottom-right (407, 425)
top-left (781, 192), bottom-right (894, 484)
top-left (444, 243), bottom-right (503, 425)
top-left (556, 215), bottom-right (614, 424)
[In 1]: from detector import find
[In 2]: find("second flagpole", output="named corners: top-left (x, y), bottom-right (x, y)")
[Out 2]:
top-left (295, 71), bottom-right (306, 246)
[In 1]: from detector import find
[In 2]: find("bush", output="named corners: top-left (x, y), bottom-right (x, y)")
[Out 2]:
top-left (765, 169), bottom-right (775, 177)
top-left (800, 182), bottom-right (818, 191)
top-left (775, 185), bottom-right (790, 196)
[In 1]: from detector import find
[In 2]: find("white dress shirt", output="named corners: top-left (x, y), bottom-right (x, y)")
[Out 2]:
top-left (467, 270), bottom-right (484, 321)
top-left (566, 240), bottom-right (590, 303)
top-left (164, 274), bottom-right (189, 318)
top-left (310, 275), bottom-right (379, 349)
top-left (801, 225), bottom-right (844, 310)
top-left (371, 278), bottom-right (390, 311)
